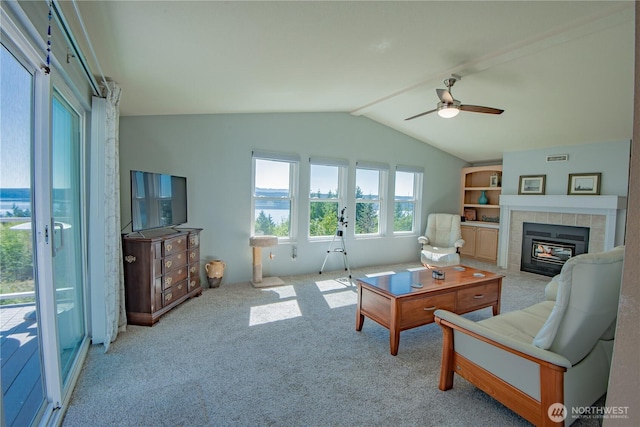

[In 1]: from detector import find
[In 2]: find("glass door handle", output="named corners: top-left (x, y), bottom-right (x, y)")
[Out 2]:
top-left (53, 221), bottom-right (64, 255)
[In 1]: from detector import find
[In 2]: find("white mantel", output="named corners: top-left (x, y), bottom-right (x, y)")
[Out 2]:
top-left (498, 195), bottom-right (627, 269)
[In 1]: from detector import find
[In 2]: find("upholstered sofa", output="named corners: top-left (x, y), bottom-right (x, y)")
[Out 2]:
top-left (434, 245), bottom-right (625, 426)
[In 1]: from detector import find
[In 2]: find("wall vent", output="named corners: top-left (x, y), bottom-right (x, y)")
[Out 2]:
top-left (546, 154), bottom-right (569, 162)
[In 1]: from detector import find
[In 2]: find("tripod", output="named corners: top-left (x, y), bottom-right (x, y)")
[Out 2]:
top-left (319, 207), bottom-right (352, 282)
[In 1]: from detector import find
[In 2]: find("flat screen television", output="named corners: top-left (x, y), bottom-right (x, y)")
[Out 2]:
top-left (130, 170), bottom-right (188, 232)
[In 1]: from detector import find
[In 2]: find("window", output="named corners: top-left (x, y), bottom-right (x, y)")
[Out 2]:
top-left (309, 157), bottom-right (347, 238)
top-left (394, 166), bottom-right (423, 233)
top-left (252, 151), bottom-right (299, 240)
top-left (355, 162), bottom-right (388, 236)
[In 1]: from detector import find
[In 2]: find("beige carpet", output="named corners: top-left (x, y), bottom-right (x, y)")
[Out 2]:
top-left (62, 260), bottom-right (603, 427)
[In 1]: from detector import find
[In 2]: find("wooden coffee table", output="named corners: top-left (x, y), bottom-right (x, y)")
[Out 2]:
top-left (356, 265), bottom-right (503, 355)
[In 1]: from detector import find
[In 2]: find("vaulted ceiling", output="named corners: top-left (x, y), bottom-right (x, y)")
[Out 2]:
top-left (65, 1), bottom-right (635, 163)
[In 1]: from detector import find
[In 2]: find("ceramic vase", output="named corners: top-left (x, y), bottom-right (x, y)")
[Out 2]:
top-left (478, 190), bottom-right (488, 205)
top-left (205, 260), bottom-right (225, 288)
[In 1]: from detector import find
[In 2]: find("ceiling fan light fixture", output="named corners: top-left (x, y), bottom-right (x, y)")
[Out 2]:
top-left (437, 104), bottom-right (460, 118)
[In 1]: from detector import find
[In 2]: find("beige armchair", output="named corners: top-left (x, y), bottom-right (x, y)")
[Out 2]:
top-left (418, 213), bottom-right (465, 267)
top-left (434, 245), bottom-right (625, 426)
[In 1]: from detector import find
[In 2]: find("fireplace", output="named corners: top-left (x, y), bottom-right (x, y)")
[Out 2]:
top-left (498, 195), bottom-right (626, 272)
top-left (521, 222), bottom-right (589, 277)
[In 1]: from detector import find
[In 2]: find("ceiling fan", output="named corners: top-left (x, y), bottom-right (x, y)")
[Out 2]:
top-left (405, 75), bottom-right (504, 121)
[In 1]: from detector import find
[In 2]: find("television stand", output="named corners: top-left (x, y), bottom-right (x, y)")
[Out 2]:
top-left (122, 228), bottom-right (203, 325)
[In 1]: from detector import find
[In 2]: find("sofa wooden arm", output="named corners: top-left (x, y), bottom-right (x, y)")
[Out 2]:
top-left (435, 315), bottom-right (567, 427)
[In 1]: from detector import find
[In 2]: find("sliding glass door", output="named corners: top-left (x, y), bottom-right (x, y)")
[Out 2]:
top-left (51, 92), bottom-right (86, 384)
top-left (0, 43), bottom-right (46, 427)
top-left (1, 37), bottom-right (88, 426)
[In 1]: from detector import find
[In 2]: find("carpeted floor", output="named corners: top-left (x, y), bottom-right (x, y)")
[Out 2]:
top-left (62, 260), bottom-right (602, 427)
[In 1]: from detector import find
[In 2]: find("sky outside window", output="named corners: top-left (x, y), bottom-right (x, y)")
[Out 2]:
top-left (1, 46), bottom-right (31, 190)
top-left (310, 164), bottom-right (338, 196)
top-left (395, 171), bottom-right (414, 197)
top-left (255, 159), bottom-right (290, 192)
top-left (356, 169), bottom-right (379, 197)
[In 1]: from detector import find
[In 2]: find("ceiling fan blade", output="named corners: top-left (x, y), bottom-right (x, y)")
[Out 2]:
top-left (405, 108), bottom-right (437, 121)
top-left (436, 88), bottom-right (454, 103)
top-left (459, 105), bottom-right (504, 115)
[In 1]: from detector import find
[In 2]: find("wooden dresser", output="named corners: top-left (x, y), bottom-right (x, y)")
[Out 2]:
top-left (122, 228), bottom-right (202, 326)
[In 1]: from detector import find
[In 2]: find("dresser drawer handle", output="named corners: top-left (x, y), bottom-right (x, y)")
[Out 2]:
top-left (178, 239), bottom-right (183, 244)
top-left (190, 237), bottom-right (197, 245)
top-left (177, 284), bottom-right (183, 290)
top-left (165, 260), bottom-right (172, 268)
top-left (423, 306), bottom-right (437, 311)
top-left (190, 252), bottom-right (196, 259)
top-left (190, 280), bottom-right (195, 287)
top-left (177, 254), bottom-right (183, 260)
top-left (473, 294), bottom-right (485, 299)
top-left (178, 268), bottom-right (183, 275)
top-left (165, 292), bottom-right (173, 301)
top-left (190, 266), bottom-right (196, 273)
top-left (166, 244), bottom-right (173, 252)
top-left (165, 277), bottom-right (173, 286)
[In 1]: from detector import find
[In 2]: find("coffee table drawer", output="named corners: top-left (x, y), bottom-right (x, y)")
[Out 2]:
top-left (457, 282), bottom-right (499, 313)
top-left (399, 293), bottom-right (456, 329)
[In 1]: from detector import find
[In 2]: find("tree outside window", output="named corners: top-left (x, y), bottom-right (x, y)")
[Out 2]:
top-left (394, 170), bottom-right (420, 232)
top-left (355, 167), bottom-right (384, 235)
top-left (309, 164), bottom-right (342, 237)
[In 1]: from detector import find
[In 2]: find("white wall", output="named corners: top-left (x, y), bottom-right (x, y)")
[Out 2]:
top-left (502, 140), bottom-right (631, 196)
top-left (501, 140), bottom-right (631, 246)
top-left (119, 113), bottom-right (468, 284)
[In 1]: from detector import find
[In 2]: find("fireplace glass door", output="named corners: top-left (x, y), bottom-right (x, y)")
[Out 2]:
top-left (532, 241), bottom-right (574, 266)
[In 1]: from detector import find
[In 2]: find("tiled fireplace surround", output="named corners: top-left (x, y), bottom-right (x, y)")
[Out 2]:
top-left (498, 195), bottom-right (627, 272)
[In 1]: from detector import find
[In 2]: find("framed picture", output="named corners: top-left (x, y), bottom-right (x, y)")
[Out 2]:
top-left (518, 175), bottom-right (546, 195)
top-left (568, 173), bottom-right (601, 195)
top-left (464, 208), bottom-right (476, 221)
top-left (489, 173), bottom-right (499, 187)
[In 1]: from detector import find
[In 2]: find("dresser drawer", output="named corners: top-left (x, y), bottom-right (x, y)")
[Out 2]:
top-left (162, 280), bottom-right (188, 307)
top-left (188, 248), bottom-right (199, 264)
top-left (160, 266), bottom-right (188, 290)
top-left (188, 262), bottom-right (199, 277)
top-left (188, 275), bottom-right (200, 291)
top-left (163, 251), bottom-right (188, 272)
top-left (399, 293), bottom-right (456, 329)
top-left (163, 236), bottom-right (187, 256)
top-left (456, 282), bottom-right (499, 313)
top-left (188, 233), bottom-right (200, 248)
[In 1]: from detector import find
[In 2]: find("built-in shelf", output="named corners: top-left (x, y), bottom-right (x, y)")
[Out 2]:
top-left (464, 204), bottom-right (500, 209)
top-left (461, 165), bottom-right (503, 264)
top-left (464, 187), bottom-right (502, 191)
top-left (463, 221), bottom-right (500, 228)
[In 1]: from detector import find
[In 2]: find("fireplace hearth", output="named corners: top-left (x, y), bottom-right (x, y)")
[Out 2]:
top-left (521, 222), bottom-right (589, 277)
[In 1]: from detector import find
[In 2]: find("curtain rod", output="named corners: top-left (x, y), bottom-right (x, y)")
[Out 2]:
top-left (69, 0), bottom-right (110, 96)
top-left (51, 0), bottom-right (106, 97)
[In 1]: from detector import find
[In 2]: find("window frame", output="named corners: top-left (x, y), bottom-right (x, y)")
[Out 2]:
top-left (251, 151), bottom-right (299, 242)
top-left (308, 157), bottom-right (348, 240)
top-left (393, 165), bottom-right (424, 235)
top-left (354, 161), bottom-right (388, 237)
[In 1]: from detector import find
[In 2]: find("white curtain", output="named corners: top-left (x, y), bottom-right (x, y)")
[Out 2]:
top-left (103, 81), bottom-right (126, 351)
